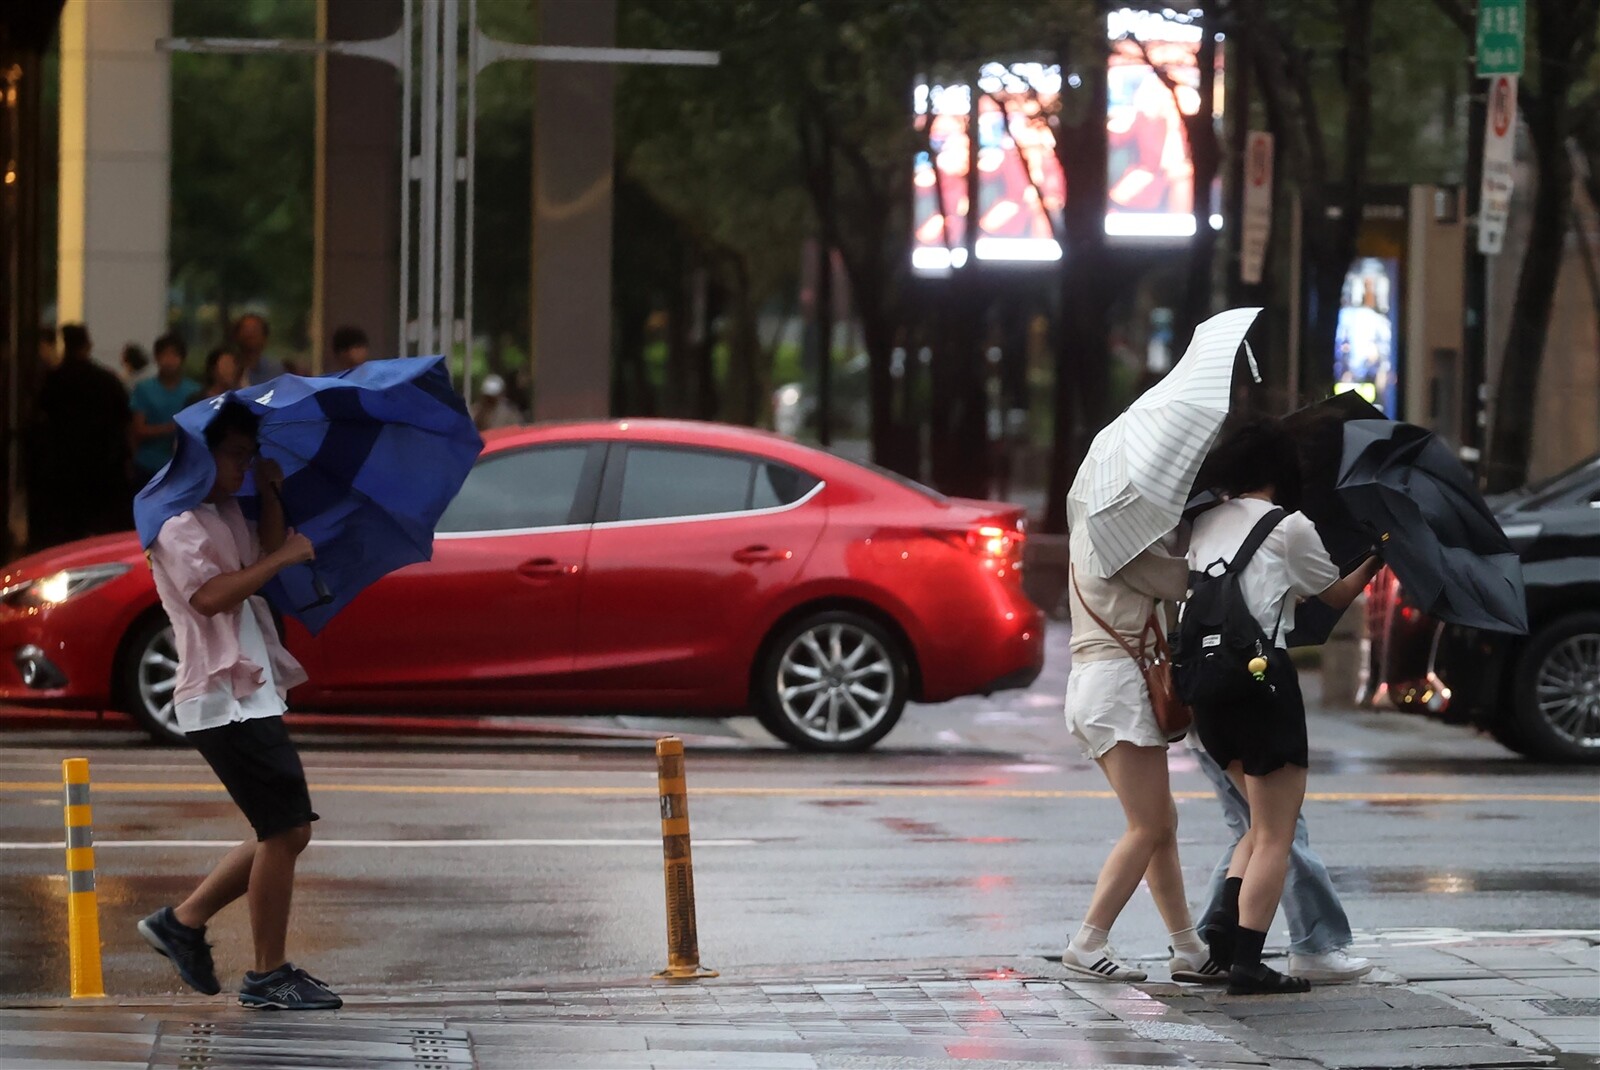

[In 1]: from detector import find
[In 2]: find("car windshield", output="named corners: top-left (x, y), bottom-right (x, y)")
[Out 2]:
top-left (1521, 453), bottom-right (1600, 508)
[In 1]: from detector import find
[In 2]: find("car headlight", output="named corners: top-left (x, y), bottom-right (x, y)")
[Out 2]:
top-left (0, 563), bottom-right (131, 609)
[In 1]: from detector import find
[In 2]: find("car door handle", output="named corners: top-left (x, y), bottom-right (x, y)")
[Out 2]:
top-left (733, 545), bottom-right (792, 564)
top-left (516, 557), bottom-right (571, 579)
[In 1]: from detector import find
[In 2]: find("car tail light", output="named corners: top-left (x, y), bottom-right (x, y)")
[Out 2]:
top-left (967, 518), bottom-right (1027, 579)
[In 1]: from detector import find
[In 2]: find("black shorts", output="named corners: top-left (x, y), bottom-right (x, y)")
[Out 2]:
top-left (189, 716), bottom-right (319, 841)
top-left (1191, 655), bottom-right (1309, 777)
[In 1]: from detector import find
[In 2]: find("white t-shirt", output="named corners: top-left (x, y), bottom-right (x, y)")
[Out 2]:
top-left (1187, 497), bottom-right (1341, 648)
top-left (173, 593), bottom-right (287, 734)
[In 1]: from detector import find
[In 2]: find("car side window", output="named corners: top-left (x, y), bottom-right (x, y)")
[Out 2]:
top-left (751, 463), bottom-right (822, 509)
top-left (436, 445), bottom-right (590, 532)
top-left (618, 447), bottom-right (754, 522)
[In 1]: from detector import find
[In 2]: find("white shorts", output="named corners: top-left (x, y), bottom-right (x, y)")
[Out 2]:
top-left (1063, 657), bottom-right (1167, 760)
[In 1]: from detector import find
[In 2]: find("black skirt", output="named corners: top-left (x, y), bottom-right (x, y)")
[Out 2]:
top-left (1191, 654), bottom-right (1308, 776)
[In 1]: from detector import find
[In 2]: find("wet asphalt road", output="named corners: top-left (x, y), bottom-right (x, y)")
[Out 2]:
top-left (0, 623), bottom-right (1595, 1000)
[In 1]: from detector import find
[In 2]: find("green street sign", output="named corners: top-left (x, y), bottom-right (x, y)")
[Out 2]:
top-left (1476, 0), bottom-right (1525, 76)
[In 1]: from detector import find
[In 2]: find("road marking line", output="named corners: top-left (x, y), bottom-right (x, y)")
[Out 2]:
top-left (0, 838), bottom-right (757, 850)
top-left (0, 781), bottom-right (1594, 804)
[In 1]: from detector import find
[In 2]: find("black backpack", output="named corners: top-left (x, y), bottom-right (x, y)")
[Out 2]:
top-left (1172, 508), bottom-right (1287, 708)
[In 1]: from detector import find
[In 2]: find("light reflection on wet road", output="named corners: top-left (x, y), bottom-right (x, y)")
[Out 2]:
top-left (0, 628), bottom-right (1595, 1000)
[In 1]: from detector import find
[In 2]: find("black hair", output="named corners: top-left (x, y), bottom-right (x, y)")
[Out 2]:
top-left (204, 346), bottom-right (235, 383)
top-left (153, 332), bottom-right (187, 361)
top-left (204, 402), bottom-right (260, 452)
top-left (60, 323), bottom-right (91, 360)
top-left (37, 325), bottom-right (56, 346)
top-left (122, 344), bottom-right (150, 372)
top-left (233, 312), bottom-right (270, 338)
top-left (1203, 417), bottom-right (1303, 511)
top-left (331, 325), bottom-right (368, 353)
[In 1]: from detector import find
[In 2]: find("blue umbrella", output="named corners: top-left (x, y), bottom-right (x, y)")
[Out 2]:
top-left (134, 355), bottom-right (483, 634)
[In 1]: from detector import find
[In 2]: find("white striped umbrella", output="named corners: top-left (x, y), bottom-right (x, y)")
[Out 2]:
top-left (1067, 307), bottom-right (1263, 577)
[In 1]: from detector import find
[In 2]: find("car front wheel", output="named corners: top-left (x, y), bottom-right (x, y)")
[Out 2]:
top-left (1508, 611), bottom-right (1600, 763)
top-left (118, 612), bottom-right (186, 745)
top-left (756, 610), bottom-right (909, 752)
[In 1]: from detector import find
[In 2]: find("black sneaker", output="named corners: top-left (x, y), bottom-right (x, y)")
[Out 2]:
top-left (239, 964), bottom-right (343, 1010)
top-left (137, 907), bottom-right (220, 996)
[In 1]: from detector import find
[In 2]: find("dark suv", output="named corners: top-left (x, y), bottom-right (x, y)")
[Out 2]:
top-left (1365, 454), bottom-right (1599, 762)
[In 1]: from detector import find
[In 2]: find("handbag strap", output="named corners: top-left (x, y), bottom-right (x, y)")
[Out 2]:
top-left (1070, 567), bottom-right (1152, 666)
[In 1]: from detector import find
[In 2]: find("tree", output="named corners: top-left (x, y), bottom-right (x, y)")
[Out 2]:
top-left (169, 0), bottom-right (317, 354)
top-left (1239, 0), bottom-right (1375, 406)
top-left (1437, 0), bottom-right (1600, 490)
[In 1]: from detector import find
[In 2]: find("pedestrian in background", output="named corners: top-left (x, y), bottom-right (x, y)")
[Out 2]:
top-left (472, 374), bottom-right (522, 432)
top-left (330, 325), bottom-right (369, 372)
top-left (202, 346), bottom-right (241, 399)
top-left (1058, 520), bottom-right (1224, 984)
top-left (121, 343), bottom-right (155, 387)
top-left (232, 313), bottom-right (284, 386)
top-left (30, 323), bottom-right (132, 547)
top-left (136, 402), bottom-right (341, 1010)
top-left (130, 333), bottom-right (201, 485)
top-left (1184, 419), bottom-right (1379, 994)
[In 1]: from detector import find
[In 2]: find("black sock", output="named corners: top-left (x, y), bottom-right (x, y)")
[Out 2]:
top-left (1233, 926), bottom-right (1268, 971)
top-left (1221, 876), bottom-right (1243, 923)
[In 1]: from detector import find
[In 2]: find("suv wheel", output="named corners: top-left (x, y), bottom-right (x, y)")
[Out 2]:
top-left (119, 612), bottom-right (186, 745)
top-left (755, 610), bottom-right (909, 752)
top-left (1508, 611), bottom-right (1600, 763)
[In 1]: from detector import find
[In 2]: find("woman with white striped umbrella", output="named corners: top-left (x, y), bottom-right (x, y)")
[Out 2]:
top-left (1058, 308), bottom-right (1260, 984)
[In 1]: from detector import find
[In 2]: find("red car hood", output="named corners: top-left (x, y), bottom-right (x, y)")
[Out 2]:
top-left (3, 531), bottom-right (145, 585)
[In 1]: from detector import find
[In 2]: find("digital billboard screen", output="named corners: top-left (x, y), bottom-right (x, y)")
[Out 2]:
top-left (911, 9), bottom-right (1223, 273)
top-left (1334, 257), bottom-right (1402, 418)
top-left (913, 65), bottom-right (1065, 274)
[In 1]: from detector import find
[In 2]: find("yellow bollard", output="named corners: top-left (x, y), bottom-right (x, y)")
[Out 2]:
top-left (653, 737), bottom-right (717, 981)
top-left (62, 758), bottom-right (105, 998)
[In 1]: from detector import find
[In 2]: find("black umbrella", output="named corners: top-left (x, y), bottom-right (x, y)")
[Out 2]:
top-left (1281, 393), bottom-right (1387, 570)
top-left (1336, 420), bottom-right (1528, 634)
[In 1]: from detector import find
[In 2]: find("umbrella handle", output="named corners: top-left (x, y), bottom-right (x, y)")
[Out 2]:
top-left (266, 481), bottom-right (335, 612)
top-left (300, 573), bottom-right (334, 613)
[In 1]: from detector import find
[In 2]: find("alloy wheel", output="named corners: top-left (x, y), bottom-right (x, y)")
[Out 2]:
top-left (1535, 632), bottom-right (1600, 749)
top-left (775, 622), bottom-right (896, 745)
top-left (138, 625), bottom-right (183, 737)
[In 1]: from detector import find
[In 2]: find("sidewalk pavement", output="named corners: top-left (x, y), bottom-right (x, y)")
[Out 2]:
top-left (1, 930), bottom-right (1593, 1070)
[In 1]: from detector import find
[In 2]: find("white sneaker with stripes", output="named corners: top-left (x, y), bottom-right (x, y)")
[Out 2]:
top-left (1060, 944), bottom-right (1148, 982)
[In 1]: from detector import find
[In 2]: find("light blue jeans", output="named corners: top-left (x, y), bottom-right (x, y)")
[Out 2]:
top-left (1192, 745), bottom-right (1353, 955)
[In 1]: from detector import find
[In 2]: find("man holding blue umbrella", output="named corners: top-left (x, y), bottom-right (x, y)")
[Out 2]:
top-left (135, 402), bottom-right (341, 1010)
top-left (132, 355), bottom-right (481, 1009)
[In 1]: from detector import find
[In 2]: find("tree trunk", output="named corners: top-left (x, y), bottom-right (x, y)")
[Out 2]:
top-left (1486, 0), bottom-right (1600, 491)
top-left (929, 97), bottom-right (989, 499)
top-left (1175, 26), bottom-right (1221, 350)
top-left (1045, 31), bottom-right (1113, 534)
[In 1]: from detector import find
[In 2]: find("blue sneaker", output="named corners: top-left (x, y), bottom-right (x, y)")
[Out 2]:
top-left (239, 964), bottom-right (343, 1010)
top-left (137, 907), bottom-right (220, 995)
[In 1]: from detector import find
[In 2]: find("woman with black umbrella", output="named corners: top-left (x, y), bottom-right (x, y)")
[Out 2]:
top-left (1184, 419), bottom-right (1379, 993)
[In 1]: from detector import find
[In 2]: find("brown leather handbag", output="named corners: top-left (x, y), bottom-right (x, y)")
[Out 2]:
top-left (1071, 569), bottom-right (1193, 741)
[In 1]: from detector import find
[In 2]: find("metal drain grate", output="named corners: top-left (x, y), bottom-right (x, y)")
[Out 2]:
top-left (150, 1020), bottom-right (474, 1069)
top-left (1529, 998), bottom-right (1600, 1018)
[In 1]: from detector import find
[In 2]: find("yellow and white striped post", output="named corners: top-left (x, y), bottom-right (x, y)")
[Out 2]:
top-left (62, 758), bottom-right (105, 998)
top-left (653, 737), bottom-right (716, 980)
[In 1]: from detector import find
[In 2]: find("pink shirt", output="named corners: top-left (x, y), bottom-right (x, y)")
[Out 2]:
top-left (150, 500), bottom-right (308, 712)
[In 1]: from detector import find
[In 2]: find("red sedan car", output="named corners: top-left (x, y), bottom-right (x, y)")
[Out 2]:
top-left (0, 420), bottom-right (1043, 751)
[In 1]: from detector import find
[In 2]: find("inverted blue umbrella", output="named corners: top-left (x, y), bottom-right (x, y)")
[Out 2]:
top-left (134, 355), bottom-right (482, 634)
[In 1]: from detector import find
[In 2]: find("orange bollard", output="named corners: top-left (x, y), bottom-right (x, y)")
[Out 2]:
top-left (62, 758), bottom-right (105, 998)
top-left (653, 737), bottom-right (717, 980)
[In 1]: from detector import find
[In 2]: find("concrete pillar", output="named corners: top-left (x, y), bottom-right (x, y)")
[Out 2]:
top-left (314, 0), bottom-right (402, 371)
top-left (530, 0), bottom-right (614, 420)
top-left (56, 0), bottom-right (171, 367)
